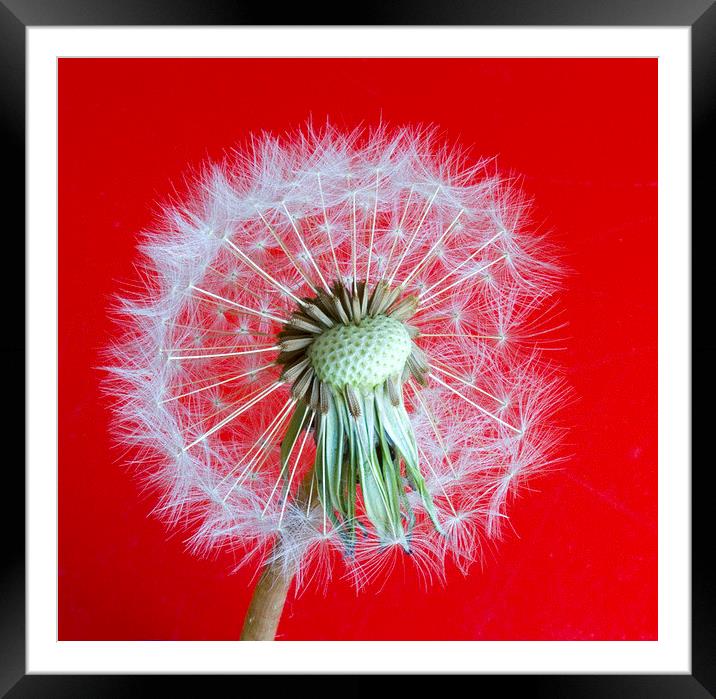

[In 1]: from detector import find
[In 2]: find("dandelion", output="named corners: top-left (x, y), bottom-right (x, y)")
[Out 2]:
top-left (105, 123), bottom-right (568, 640)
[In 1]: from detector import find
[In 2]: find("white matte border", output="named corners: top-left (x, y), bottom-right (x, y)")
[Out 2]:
top-left (27, 26), bottom-right (690, 674)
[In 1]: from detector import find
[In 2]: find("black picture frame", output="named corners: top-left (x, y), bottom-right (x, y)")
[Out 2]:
top-left (5, 0), bottom-right (711, 695)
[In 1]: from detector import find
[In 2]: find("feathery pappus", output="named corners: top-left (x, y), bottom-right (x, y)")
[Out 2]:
top-left (105, 124), bottom-right (569, 590)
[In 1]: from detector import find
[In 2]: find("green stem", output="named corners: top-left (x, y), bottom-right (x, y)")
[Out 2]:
top-left (240, 560), bottom-right (294, 641)
top-left (240, 466), bottom-right (317, 640)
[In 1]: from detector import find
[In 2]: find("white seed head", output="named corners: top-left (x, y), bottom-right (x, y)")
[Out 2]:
top-left (103, 122), bottom-right (569, 590)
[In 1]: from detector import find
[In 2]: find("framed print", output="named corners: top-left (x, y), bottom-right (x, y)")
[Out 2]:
top-left (7, 0), bottom-right (712, 695)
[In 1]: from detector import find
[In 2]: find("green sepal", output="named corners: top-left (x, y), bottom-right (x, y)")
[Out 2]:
top-left (374, 395), bottom-right (407, 530)
top-left (375, 388), bottom-right (444, 535)
top-left (280, 400), bottom-right (309, 476)
top-left (353, 392), bottom-right (403, 542)
top-left (316, 400), bottom-right (344, 514)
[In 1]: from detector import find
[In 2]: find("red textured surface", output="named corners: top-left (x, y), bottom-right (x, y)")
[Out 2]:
top-left (58, 58), bottom-right (657, 640)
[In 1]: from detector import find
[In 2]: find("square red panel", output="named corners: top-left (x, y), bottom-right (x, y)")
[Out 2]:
top-left (58, 58), bottom-right (657, 640)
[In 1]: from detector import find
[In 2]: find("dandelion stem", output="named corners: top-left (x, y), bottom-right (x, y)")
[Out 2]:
top-left (239, 559), bottom-right (294, 641)
top-left (240, 467), bottom-right (317, 641)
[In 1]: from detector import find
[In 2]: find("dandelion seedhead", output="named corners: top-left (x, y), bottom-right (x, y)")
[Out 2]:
top-left (106, 123), bottom-right (568, 589)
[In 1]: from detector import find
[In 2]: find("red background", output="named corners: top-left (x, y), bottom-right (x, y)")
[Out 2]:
top-left (58, 58), bottom-right (657, 640)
